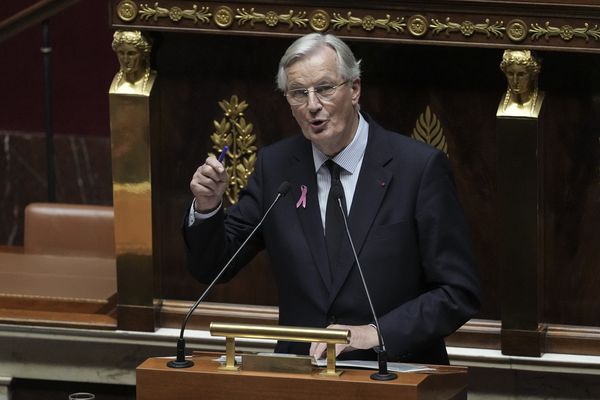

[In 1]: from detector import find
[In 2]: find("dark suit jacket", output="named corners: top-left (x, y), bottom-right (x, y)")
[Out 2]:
top-left (183, 114), bottom-right (480, 365)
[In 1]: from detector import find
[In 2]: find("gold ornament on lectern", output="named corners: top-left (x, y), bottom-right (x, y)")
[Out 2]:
top-left (497, 49), bottom-right (544, 118)
top-left (110, 30), bottom-right (156, 95)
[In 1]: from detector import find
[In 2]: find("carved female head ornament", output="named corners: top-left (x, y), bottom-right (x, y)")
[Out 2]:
top-left (111, 30), bottom-right (153, 84)
top-left (498, 49), bottom-right (544, 117)
top-left (500, 50), bottom-right (541, 101)
top-left (110, 30), bottom-right (156, 94)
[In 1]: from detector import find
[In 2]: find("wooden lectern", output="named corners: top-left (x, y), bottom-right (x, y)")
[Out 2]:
top-left (136, 353), bottom-right (467, 400)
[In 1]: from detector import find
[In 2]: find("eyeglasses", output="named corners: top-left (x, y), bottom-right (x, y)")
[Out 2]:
top-left (285, 80), bottom-right (349, 106)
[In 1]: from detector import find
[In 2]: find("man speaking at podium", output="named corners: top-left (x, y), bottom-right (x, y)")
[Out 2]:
top-left (183, 33), bottom-right (480, 365)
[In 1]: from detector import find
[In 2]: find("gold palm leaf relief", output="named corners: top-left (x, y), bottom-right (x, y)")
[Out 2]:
top-left (411, 105), bottom-right (449, 156)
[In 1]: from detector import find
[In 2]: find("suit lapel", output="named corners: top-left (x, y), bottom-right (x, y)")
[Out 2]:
top-left (289, 140), bottom-right (332, 289)
top-left (328, 124), bottom-right (393, 305)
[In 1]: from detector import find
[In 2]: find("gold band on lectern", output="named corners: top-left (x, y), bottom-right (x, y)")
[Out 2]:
top-left (209, 322), bottom-right (350, 376)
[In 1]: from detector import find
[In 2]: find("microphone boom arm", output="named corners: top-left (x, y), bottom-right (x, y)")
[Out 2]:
top-left (168, 182), bottom-right (290, 368)
top-left (336, 197), bottom-right (397, 381)
top-left (178, 191), bottom-right (285, 339)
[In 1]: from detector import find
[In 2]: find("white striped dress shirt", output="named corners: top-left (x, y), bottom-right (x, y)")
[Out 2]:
top-left (312, 113), bottom-right (369, 230)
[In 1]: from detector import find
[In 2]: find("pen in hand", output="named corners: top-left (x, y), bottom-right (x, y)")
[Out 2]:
top-left (218, 145), bottom-right (229, 163)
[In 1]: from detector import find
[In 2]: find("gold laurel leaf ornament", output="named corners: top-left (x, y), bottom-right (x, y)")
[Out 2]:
top-left (210, 95), bottom-right (257, 205)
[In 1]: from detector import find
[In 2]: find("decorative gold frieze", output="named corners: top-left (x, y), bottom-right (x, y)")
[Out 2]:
top-left (431, 18), bottom-right (505, 38)
top-left (530, 22), bottom-right (600, 42)
top-left (332, 12), bottom-right (406, 32)
top-left (210, 96), bottom-right (257, 205)
top-left (139, 3), bottom-right (211, 24)
top-left (236, 8), bottom-right (308, 28)
top-left (214, 6), bottom-right (233, 28)
top-left (412, 106), bottom-right (448, 156)
top-left (113, 2), bottom-right (600, 49)
top-left (506, 19), bottom-right (527, 42)
top-left (309, 9), bottom-right (330, 32)
top-left (408, 15), bottom-right (428, 37)
top-left (117, 0), bottom-right (138, 22)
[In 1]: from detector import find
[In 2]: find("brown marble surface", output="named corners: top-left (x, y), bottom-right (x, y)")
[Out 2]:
top-left (0, 131), bottom-right (113, 246)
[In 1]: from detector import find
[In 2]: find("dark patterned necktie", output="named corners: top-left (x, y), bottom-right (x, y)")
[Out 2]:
top-left (325, 160), bottom-right (347, 281)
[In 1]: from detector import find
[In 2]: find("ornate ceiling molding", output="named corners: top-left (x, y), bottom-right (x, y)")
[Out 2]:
top-left (111, 0), bottom-right (600, 52)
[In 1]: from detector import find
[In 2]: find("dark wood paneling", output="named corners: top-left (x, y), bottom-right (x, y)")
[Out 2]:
top-left (152, 33), bottom-right (504, 319)
top-left (154, 33), bottom-right (291, 305)
top-left (541, 52), bottom-right (600, 326)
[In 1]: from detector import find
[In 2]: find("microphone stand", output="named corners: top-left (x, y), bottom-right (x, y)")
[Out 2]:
top-left (167, 182), bottom-right (290, 368)
top-left (336, 195), bottom-right (398, 381)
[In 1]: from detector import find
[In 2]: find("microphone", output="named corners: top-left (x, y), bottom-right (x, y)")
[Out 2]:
top-left (331, 185), bottom-right (397, 381)
top-left (168, 181), bottom-right (291, 368)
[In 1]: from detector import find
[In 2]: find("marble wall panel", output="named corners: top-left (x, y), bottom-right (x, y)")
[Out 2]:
top-left (0, 131), bottom-right (113, 247)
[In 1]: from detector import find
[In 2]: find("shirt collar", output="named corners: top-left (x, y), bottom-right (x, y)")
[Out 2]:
top-left (312, 113), bottom-right (368, 174)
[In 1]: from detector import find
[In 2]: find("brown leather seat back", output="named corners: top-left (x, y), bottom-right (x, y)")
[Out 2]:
top-left (24, 203), bottom-right (115, 258)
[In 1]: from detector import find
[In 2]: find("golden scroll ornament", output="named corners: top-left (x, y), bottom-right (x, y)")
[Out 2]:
top-left (530, 22), bottom-right (600, 41)
top-left (210, 96), bottom-right (257, 205)
top-left (412, 106), bottom-right (448, 156)
top-left (139, 3), bottom-right (211, 24)
top-left (431, 17), bottom-right (505, 38)
top-left (236, 8), bottom-right (308, 28)
top-left (332, 12), bottom-right (406, 32)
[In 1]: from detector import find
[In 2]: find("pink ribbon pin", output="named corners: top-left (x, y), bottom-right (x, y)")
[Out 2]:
top-left (296, 185), bottom-right (307, 209)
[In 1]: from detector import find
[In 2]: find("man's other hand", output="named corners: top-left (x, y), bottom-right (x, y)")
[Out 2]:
top-left (309, 324), bottom-right (379, 360)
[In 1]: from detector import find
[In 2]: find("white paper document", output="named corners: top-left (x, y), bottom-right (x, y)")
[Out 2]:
top-left (214, 354), bottom-right (433, 373)
top-left (311, 358), bottom-right (433, 373)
